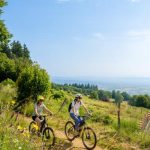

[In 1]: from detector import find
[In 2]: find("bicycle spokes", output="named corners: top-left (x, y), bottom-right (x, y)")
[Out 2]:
top-left (82, 127), bottom-right (97, 150)
top-left (42, 127), bottom-right (55, 147)
top-left (65, 121), bottom-right (75, 141)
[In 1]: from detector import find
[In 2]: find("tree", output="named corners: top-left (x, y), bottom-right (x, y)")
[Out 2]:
top-left (112, 90), bottom-right (116, 99)
top-left (121, 92), bottom-right (131, 101)
top-left (115, 91), bottom-right (124, 129)
top-left (0, 52), bottom-right (16, 82)
top-left (0, 1), bottom-right (12, 45)
top-left (22, 44), bottom-right (30, 60)
top-left (17, 64), bottom-right (51, 104)
top-left (0, 43), bottom-right (12, 58)
top-left (90, 91), bottom-right (99, 100)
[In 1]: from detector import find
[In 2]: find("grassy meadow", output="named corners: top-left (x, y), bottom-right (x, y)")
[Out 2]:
top-left (0, 83), bottom-right (150, 150)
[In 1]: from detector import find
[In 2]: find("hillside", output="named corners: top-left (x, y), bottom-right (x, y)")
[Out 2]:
top-left (0, 83), bottom-right (150, 150)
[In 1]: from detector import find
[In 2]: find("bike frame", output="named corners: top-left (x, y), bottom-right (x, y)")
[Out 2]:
top-left (75, 115), bottom-right (90, 137)
top-left (40, 116), bottom-right (48, 132)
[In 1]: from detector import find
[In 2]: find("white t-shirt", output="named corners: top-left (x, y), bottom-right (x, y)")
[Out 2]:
top-left (70, 100), bottom-right (83, 116)
top-left (33, 103), bottom-right (46, 116)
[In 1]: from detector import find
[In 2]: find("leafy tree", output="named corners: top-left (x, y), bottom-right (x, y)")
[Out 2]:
top-left (0, 52), bottom-right (16, 82)
top-left (121, 92), bottom-right (131, 101)
top-left (0, 0), bottom-right (12, 45)
top-left (90, 91), bottom-right (99, 99)
top-left (11, 41), bottom-right (23, 58)
top-left (98, 90), bottom-right (110, 101)
top-left (115, 91), bottom-right (124, 129)
top-left (17, 64), bottom-right (51, 104)
top-left (22, 44), bottom-right (30, 59)
top-left (14, 57), bottom-right (31, 78)
top-left (112, 90), bottom-right (116, 99)
top-left (135, 95), bottom-right (148, 107)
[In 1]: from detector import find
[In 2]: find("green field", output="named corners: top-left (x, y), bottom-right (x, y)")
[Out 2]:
top-left (0, 84), bottom-right (150, 150)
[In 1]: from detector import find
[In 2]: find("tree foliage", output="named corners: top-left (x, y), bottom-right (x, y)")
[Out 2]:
top-left (0, 0), bottom-right (12, 44)
top-left (0, 52), bottom-right (16, 82)
top-left (17, 64), bottom-right (51, 102)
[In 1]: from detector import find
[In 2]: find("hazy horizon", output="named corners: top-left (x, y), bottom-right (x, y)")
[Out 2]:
top-left (52, 76), bottom-right (150, 95)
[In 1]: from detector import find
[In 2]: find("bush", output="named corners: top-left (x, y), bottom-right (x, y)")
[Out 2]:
top-left (17, 64), bottom-right (51, 103)
top-left (91, 112), bottom-right (113, 125)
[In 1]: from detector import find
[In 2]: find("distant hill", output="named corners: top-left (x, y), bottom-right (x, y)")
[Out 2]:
top-left (52, 76), bottom-right (150, 95)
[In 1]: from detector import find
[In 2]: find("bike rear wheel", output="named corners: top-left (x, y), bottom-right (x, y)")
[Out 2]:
top-left (29, 121), bottom-right (38, 135)
top-left (42, 127), bottom-right (55, 147)
top-left (82, 127), bottom-right (97, 150)
top-left (65, 121), bottom-right (75, 141)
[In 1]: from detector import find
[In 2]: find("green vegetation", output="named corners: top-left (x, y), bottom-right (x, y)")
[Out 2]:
top-left (1, 1), bottom-right (150, 150)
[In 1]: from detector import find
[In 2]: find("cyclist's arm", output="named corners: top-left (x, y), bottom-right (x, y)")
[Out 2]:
top-left (43, 105), bottom-right (53, 115)
top-left (35, 106), bottom-right (40, 117)
top-left (82, 102), bottom-right (90, 115)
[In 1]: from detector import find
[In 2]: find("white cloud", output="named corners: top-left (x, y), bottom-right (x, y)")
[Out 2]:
top-left (93, 33), bottom-right (104, 39)
top-left (127, 30), bottom-right (150, 39)
top-left (130, 0), bottom-right (141, 3)
top-left (56, 0), bottom-right (71, 3)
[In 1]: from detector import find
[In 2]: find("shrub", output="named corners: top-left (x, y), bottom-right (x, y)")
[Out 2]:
top-left (17, 64), bottom-right (51, 103)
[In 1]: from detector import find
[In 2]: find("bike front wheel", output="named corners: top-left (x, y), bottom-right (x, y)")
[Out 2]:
top-left (82, 127), bottom-right (97, 150)
top-left (65, 121), bottom-right (75, 141)
top-left (42, 127), bottom-right (55, 148)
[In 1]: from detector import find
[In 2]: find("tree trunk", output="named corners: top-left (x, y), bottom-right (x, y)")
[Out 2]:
top-left (118, 104), bottom-right (121, 129)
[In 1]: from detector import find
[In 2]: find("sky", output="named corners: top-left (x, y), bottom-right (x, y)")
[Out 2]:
top-left (2, 0), bottom-right (150, 78)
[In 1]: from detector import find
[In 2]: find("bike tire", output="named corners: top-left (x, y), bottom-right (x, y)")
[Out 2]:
top-left (82, 127), bottom-right (97, 150)
top-left (42, 127), bottom-right (55, 146)
top-left (29, 121), bottom-right (37, 134)
top-left (65, 121), bottom-right (76, 141)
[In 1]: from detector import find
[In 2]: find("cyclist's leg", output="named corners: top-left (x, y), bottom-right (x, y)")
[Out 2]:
top-left (70, 113), bottom-right (80, 130)
top-left (77, 116), bottom-right (84, 126)
top-left (35, 117), bottom-right (41, 131)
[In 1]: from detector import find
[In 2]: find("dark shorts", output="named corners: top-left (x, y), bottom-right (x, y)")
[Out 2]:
top-left (32, 116), bottom-right (37, 121)
top-left (32, 115), bottom-right (43, 121)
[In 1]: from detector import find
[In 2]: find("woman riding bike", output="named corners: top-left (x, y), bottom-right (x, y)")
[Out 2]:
top-left (32, 95), bottom-right (53, 131)
top-left (69, 94), bottom-right (90, 131)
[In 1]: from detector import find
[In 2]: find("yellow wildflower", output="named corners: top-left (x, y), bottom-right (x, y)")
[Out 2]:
top-left (33, 124), bottom-right (39, 131)
top-left (17, 125), bottom-right (23, 130)
top-left (11, 100), bottom-right (16, 105)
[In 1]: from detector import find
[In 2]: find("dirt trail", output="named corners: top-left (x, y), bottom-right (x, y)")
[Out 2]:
top-left (55, 130), bottom-right (102, 150)
top-left (14, 113), bottom-right (103, 150)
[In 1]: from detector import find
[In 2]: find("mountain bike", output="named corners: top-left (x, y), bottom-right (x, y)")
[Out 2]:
top-left (65, 115), bottom-right (97, 150)
top-left (29, 115), bottom-right (55, 147)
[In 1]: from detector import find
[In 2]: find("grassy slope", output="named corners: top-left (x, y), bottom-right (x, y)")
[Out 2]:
top-left (0, 85), bottom-right (150, 150)
top-left (43, 91), bottom-right (150, 150)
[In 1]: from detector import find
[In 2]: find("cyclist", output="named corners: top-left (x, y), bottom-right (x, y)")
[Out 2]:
top-left (69, 94), bottom-right (90, 131)
top-left (32, 95), bottom-right (53, 131)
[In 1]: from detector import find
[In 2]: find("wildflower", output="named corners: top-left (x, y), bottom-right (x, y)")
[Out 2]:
top-left (17, 125), bottom-right (23, 130)
top-left (33, 124), bottom-right (39, 131)
top-left (11, 100), bottom-right (16, 105)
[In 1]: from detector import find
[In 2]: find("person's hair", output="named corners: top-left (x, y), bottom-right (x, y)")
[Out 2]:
top-left (75, 94), bottom-right (82, 99)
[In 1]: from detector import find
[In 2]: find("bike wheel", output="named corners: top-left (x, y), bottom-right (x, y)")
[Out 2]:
top-left (42, 127), bottom-right (55, 147)
top-left (82, 127), bottom-right (97, 150)
top-left (65, 121), bottom-right (75, 141)
top-left (29, 121), bottom-right (38, 135)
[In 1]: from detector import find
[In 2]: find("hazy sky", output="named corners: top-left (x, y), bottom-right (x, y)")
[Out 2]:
top-left (2, 0), bottom-right (150, 78)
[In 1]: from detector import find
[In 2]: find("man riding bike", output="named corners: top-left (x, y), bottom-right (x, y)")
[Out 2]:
top-left (69, 94), bottom-right (90, 131)
top-left (32, 95), bottom-right (53, 131)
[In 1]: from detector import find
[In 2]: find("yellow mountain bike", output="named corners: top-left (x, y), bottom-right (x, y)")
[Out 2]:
top-left (65, 115), bottom-right (97, 150)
